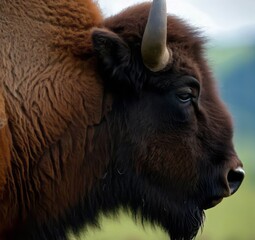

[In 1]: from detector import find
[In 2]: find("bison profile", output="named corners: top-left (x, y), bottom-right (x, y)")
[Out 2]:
top-left (0, 0), bottom-right (244, 239)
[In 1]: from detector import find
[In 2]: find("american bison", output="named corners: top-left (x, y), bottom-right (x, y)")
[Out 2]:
top-left (0, 0), bottom-right (244, 239)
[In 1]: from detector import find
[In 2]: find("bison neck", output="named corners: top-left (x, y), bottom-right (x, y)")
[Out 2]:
top-left (0, 0), bottom-right (107, 237)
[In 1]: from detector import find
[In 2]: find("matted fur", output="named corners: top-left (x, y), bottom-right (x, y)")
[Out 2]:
top-left (0, 0), bottom-right (104, 237)
top-left (0, 1), bottom-right (243, 240)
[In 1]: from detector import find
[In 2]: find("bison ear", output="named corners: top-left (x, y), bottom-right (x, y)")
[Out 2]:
top-left (91, 28), bottom-right (130, 71)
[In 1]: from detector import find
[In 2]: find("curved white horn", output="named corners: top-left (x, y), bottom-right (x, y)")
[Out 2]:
top-left (141, 0), bottom-right (172, 72)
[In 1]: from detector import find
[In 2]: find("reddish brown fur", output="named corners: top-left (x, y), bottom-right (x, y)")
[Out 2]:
top-left (0, 0), bottom-right (106, 236)
top-left (0, 92), bottom-right (12, 197)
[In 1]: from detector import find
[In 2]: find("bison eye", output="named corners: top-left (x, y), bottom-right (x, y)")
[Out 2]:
top-left (176, 87), bottom-right (194, 104)
top-left (177, 93), bottom-right (192, 103)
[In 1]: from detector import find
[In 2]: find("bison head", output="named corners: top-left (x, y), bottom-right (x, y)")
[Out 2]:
top-left (90, 0), bottom-right (244, 239)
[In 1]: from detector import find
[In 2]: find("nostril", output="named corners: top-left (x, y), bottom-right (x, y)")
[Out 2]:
top-left (227, 167), bottom-right (245, 195)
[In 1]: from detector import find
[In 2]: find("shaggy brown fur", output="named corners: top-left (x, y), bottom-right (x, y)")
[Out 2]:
top-left (0, 1), bottom-right (243, 240)
top-left (0, 0), bottom-right (105, 236)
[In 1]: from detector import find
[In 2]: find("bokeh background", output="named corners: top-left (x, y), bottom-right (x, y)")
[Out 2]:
top-left (71, 0), bottom-right (255, 239)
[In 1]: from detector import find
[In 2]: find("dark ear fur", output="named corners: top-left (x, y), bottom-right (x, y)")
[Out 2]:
top-left (91, 28), bottom-right (146, 94)
top-left (92, 28), bottom-right (130, 70)
top-left (92, 28), bottom-right (140, 93)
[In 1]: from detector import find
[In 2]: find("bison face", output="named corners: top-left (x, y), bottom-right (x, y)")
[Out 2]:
top-left (91, 3), bottom-right (244, 240)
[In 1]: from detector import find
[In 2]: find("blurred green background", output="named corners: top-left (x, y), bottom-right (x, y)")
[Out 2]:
top-left (69, 1), bottom-right (255, 239)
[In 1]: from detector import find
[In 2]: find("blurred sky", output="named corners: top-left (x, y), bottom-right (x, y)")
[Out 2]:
top-left (97, 0), bottom-right (255, 45)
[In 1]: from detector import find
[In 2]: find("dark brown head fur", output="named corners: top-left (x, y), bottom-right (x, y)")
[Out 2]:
top-left (0, 1), bottom-right (244, 240)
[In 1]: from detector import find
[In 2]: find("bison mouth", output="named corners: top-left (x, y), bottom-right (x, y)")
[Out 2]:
top-left (202, 196), bottom-right (223, 210)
